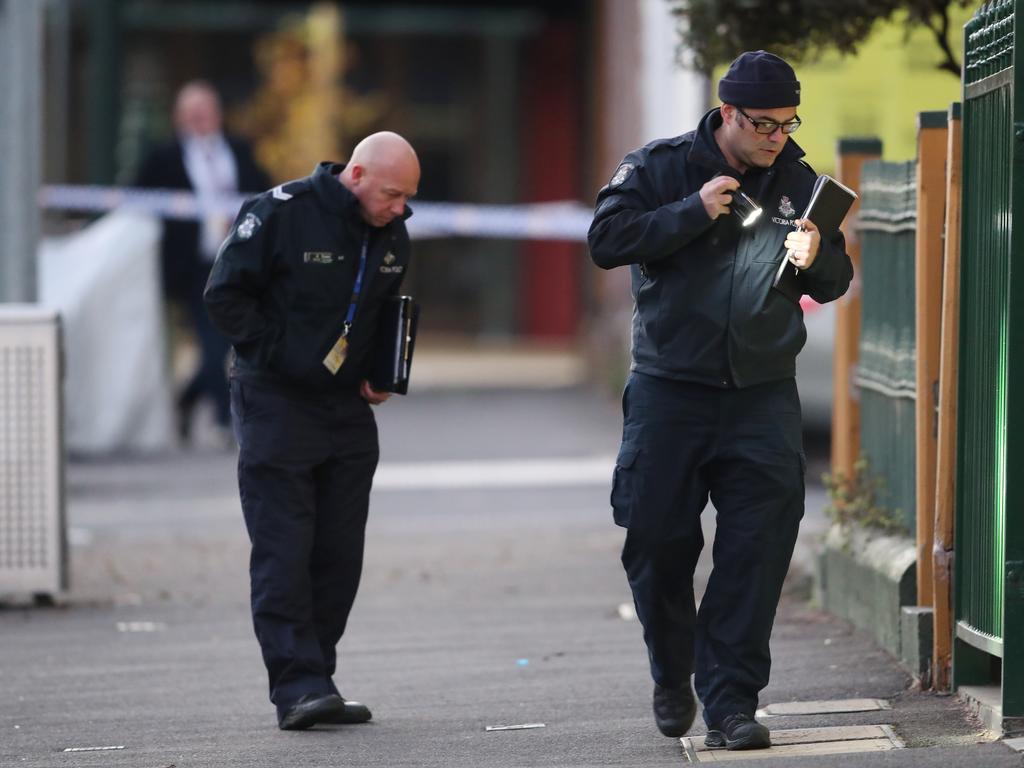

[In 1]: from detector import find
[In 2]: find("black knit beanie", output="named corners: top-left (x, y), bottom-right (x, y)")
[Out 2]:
top-left (718, 50), bottom-right (801, 108)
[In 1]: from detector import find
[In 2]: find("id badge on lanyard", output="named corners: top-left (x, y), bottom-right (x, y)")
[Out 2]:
top-left (323, 230), bottom-right (369, 375)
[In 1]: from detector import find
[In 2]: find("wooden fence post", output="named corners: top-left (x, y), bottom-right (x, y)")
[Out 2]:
top-left (932, 103), bottom-right (962, 691)
top-left (832, 139), bottom-right (882, 479)
top-left (914, 111), bottom-right (949, 609)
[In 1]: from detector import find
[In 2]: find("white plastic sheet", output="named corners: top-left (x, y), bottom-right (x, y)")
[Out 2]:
top-left (39, 210), bottom-right (173, 453)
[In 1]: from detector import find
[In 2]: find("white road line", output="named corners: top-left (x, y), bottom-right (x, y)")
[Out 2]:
top-left (373, 456), bottom-right (615, 491)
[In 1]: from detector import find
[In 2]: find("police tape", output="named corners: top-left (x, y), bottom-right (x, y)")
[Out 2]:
top-left (39, 185), bottom-right (593, 242)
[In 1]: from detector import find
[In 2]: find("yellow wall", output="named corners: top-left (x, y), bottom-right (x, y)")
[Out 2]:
top-left (713, 4), bottom-right (980, 174)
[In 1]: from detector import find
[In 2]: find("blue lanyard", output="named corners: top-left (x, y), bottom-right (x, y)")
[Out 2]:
top-left (342, 230), bottom-right (370, 337)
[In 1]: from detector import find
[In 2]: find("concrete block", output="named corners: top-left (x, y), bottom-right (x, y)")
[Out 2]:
top-left (816, 524), bottom-right (917, 657)
top-left (959, 685), bottom-right (1005, 735)
top-left (900, 606), bottom-right (934, 683)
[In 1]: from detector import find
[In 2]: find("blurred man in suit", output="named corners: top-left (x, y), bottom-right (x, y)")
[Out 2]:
top-left (137, 80), bottom-right (270, 445)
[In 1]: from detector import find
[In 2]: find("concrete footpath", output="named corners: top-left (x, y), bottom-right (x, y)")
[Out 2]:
top-left (1, 384), bottom-right (1021, 767)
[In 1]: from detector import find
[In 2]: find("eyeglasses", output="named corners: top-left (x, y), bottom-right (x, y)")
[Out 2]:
top-left (735, 106), bottom-right (802, 135)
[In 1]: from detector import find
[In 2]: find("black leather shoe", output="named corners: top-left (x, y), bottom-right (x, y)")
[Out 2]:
top-left (720, 713), bottom-right (770, 750)
top-left (652, 682), bottom-right (697, 737)
top-left (321, 697), bottom-right (372, 724)
top-left (278, 693), bottom-right (346, 731)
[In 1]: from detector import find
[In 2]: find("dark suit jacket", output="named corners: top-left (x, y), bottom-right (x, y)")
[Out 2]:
top-left (136, 135), bottom-right (271, 303)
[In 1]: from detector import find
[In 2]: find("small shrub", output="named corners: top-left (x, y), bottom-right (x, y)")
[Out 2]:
top-left (821, 455), bottom-right (905, 535)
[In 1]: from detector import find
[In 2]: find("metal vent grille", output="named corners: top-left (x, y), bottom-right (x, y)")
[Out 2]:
top-left (1, 345), bottom-right (49, 568)
top-left (0, 307), bottom-right (64, 596)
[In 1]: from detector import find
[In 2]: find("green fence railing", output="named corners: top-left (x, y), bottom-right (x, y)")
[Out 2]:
top-left (955, 0), bottom-right (1023, 723)
top-left (855, 160), bottom-right (918, 535)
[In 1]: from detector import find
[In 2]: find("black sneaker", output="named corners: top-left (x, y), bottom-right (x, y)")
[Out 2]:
top-left (721, 713), bottom-right (771, 750)
top-left (652, 682), bottom-right (697, 737)
top-left (704, 729), bottom-right (726, 748)
top-left (278, 693), bottom-right (346, 731)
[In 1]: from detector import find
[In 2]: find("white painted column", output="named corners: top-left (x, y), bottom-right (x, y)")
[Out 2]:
top-left (640, 0), bottom-right (708, 142)
top-left (0, 0), bottom-right (43, 302)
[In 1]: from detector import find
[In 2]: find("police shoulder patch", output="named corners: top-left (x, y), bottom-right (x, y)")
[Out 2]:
top-left (609, 162), bottom-right (635, 188)
top-left (236, 212), bottom-right (262, 240)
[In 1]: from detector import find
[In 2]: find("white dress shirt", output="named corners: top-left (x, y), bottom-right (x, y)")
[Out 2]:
top-left (182, 132), bottom-right (239, 261)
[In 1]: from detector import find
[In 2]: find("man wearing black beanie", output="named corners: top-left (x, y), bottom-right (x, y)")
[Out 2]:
top-left (588, 51), bottom-right (852, 751)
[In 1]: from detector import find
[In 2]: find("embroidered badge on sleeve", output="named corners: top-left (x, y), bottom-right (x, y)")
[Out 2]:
top-left (609, 163), bottom-right (635, 188)
top-left (236, 213), bottom-right (262, 240)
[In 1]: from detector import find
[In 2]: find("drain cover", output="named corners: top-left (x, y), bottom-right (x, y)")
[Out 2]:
top-left (756, 698), bottom-right (890, 717)
top-left (682, 724), bottom-right (902, 763)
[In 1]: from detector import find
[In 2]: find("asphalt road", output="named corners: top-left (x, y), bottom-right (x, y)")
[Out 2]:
top-left (1, 387), bottom-right (1019, 767)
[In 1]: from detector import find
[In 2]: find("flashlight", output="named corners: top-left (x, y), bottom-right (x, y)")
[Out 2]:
top-left (730, 189), bottom-right (763, 227)
top-left (712, 172), bottom-right (763, 227)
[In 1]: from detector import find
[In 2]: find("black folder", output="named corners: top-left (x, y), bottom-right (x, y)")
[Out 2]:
top-left (370, 295), bottom-right (420, 395)
top-left (772, 175), bottom-right (857, 304)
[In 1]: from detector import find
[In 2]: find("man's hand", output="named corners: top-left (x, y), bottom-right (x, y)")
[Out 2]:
top-left (361, 380), bottom-right (391, 405)
top-left (785, 218), bottom-right (822, 271)
top-left (699, 175), bottom-right (741, 220)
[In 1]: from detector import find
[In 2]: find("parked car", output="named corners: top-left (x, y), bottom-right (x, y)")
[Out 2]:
top-left (796, 298), bottom-right (836, 433)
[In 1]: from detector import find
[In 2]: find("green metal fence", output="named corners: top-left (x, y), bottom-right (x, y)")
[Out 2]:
top-left (955, 0), bottom-right (1023, 723)
top-left (856, 160), bottom-right (918, 535)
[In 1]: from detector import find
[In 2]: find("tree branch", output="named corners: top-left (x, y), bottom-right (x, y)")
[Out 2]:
top-left (919, 5), bottom-right (962, 77)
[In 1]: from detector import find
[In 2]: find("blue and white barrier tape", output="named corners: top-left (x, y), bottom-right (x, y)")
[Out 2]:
top-left (39, 185), bottom-right (593, 243)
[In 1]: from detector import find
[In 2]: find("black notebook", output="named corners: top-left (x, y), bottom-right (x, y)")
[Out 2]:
top-left (772, 175), bottom-right (857, 304)
top-left (370, 295), bottom-right (420, 395)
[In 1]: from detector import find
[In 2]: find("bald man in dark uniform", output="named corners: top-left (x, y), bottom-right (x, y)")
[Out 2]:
top-left (205, 132), bottom-right (420, 730)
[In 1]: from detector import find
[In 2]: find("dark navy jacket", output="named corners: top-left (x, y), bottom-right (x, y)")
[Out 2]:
top-left (588, 108), bottom-right (853, 389)
top-left (204, 162), bottom-right (411, 393)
